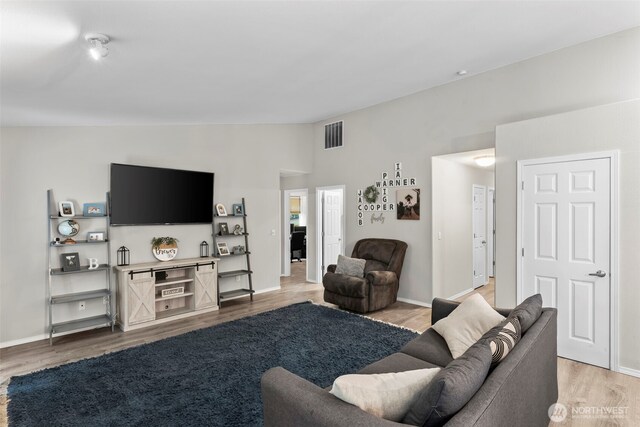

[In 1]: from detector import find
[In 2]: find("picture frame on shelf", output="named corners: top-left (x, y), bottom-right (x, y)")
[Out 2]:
top-left (61, 252), bottom-right (81, 272)
top-left (216, 242), bottom-right (230, 256)
top-left (87, 231), bottom-right (105, 242)
top-left (219, 223), bottom-right (229, 235)
top-left (58, 201), bottom-right (75, 217)
top-left (216, 203), bottom-right (227, 216)
top-left (232, 203), bottom-right (244, 216)
top-left (83, 202), bottom-right (106, 217)
top-left (233, 245), bottom-right (245, 254)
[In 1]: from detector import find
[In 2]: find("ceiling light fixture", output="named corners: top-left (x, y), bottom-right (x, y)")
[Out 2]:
top-left (457, 70), bottom-right (468, 76)
top-left (85, 33), bottom-right (110, 60)
top-left (474, 155), bottom-right (495, 167)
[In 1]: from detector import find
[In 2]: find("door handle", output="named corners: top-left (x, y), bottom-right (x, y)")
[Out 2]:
top-left (481, 241), bottom-right (487, 244)
top-left (588, 270), bottom-right (607, 278)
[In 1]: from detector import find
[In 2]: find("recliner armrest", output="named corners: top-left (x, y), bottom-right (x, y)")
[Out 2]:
top-left (365, 270), bottom-right (398, 286)
top-left (261, 367), bottom-right (402, 427)
top-left (327, 264), bottom-right (337, 273)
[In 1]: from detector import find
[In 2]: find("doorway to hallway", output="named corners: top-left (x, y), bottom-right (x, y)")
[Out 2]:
top-left (316, 185), bottom-right (345, 282)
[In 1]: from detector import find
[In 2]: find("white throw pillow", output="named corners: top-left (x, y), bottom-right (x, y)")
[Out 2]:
top-left (432, 293), bottom-right (505, 358)
top-left (329, 367), bottom-right (441, 421)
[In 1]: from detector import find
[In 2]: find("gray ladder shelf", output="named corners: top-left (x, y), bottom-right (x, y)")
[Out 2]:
top-left (213, 198), bottom-right (254, 303)
top-left (47, 189), bottom-right (114, 345)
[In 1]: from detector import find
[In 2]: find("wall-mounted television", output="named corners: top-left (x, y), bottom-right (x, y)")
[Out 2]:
top-left (110, 163), bottom-right (214, 226)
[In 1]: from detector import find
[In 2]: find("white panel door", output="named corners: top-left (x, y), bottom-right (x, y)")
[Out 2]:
top-left (323, 190), bottom-right (343, 271)
top-left (472, 185), bottom-right (487, 288)
top-left (522, 158), bottom-right (610, 368)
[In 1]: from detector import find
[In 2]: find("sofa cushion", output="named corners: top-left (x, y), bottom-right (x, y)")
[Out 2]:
top-left (400, 328), bottom-right (454, 368)
top-left (431, 293), bottom-right (504, 358)
top-left (358, 352), bottom-right (441, 375)
top-left (322, 272), bottom-right (368, 298)
top-left (402, 340), bottom-right (493, 427)
top-left (484, 316), bottom-right (522, 368)
top-left (510, 294), bottom-right (543, 334)
top-left (330, 367), bottom-right (441, 422)
top-left (335, 255), bottom-right (367, 277)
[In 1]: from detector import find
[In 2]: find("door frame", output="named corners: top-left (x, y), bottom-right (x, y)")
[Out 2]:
top-left (316, 185), bottom-right (346, 283)
top-left (282, 188), bottom-right (308, 278)
top-left (472, 184), bottom-right (487, 288)
top-left (516, 150), bottom-right (619, 372)
top-left (487, 187), bottom-right (495, 277)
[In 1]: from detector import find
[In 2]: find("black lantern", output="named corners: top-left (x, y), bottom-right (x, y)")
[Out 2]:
top-left (117, 246), bottom-right (130, 266)
top-left (200, 241), bottom-right (209, 258)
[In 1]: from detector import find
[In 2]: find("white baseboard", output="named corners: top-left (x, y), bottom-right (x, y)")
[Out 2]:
top-left (0, 333), bottom-right (48, 349)
top-left (446, 288), bottom-right (474, 301)
top-left (255, 286), bottom-right (281, 295)
top-left (0, 321), bottom-right (113, 349)
top-left (397, 297), bottom-right (431, 308)
top-left (618, 366), bottom-right (640, 378)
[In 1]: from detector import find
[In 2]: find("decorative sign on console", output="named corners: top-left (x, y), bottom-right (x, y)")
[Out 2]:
top-left (356, 162), bottom-right (418, 226)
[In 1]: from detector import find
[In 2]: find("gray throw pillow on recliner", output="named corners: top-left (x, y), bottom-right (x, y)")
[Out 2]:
top-left (402, 339), bottom-right (492, 427)
top-left (335, 254), bottom-right (367, 278)
top-left (510, 294), bottom-right (542, 334)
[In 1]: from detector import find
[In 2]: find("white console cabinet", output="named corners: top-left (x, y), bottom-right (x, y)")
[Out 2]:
top-left (115, 257), bottom-right (219, 331)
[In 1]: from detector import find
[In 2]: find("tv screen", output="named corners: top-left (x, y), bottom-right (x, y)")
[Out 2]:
top-left (110, 163), bottom-right (214, 225)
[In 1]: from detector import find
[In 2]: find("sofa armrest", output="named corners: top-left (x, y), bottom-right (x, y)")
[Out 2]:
top-left (262, 367), bottom-right (403, 427)
top-left (365, 271), bottom-right (397, 286)
top-left (327, 264), bottom-right (337, 273)
top-left (431, 298), bottom-right (461, 324)
top-left (446, 309), bottom-right (558, 427)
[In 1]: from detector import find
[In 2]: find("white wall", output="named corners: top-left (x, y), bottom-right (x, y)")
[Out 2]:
top-left (495, 99), bottom-right (640, 372)
top-left (293, 27), bottom-right (640, 306)
top-left (0, 124), bottom-right (313, 346)
top-left (432, 158), bottom-right (493, 299)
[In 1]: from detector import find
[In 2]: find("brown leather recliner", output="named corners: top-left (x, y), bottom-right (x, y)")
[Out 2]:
top-left (322, 238), bottom-right (408, 313)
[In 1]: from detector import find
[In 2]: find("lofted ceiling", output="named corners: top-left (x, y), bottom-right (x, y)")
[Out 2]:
top-left (1, 1), bottom-right (639, 126)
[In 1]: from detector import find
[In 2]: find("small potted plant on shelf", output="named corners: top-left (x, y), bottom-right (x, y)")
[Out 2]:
top-left (151, 236), bottom-right (179, 261)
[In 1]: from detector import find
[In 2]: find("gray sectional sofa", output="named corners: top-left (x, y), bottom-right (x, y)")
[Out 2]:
top-left (262, 298), bottom-right (558, 427)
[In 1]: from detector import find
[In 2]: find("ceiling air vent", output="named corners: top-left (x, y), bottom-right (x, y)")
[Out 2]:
top-left (324, 121), bottom-right (343, 149)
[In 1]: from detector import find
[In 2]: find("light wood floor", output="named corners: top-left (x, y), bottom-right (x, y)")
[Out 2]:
top-left (1, 277), bottom-right (638, 426)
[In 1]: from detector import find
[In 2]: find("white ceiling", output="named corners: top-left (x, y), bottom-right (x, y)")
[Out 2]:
top-left (1, 1), bottom-right (639, 126)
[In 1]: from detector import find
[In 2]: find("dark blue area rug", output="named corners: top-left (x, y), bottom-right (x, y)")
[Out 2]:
top-left (8, 302), bottom-right (418, 426)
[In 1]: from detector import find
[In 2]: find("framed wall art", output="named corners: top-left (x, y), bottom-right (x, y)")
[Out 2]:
top-left (396, 188), bottom-right (420, 220)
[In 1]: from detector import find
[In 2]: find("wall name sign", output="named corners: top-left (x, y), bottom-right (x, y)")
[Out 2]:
top-left (356, 162), bottom-right (418, 226)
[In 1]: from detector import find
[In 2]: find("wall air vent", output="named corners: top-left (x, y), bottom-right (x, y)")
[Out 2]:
top-left (324, 121), bottom-right (343, 149)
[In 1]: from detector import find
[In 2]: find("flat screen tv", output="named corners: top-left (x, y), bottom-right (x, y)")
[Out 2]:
top-left (110, 163), bottom-right (214, 225)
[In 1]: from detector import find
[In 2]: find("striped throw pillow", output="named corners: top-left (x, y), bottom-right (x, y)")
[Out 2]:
top-left (487, 316), bottom-right (521, 367)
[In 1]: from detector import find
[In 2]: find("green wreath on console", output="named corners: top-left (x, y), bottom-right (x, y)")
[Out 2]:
top-left (363, 185), bottom-right (380, 203)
